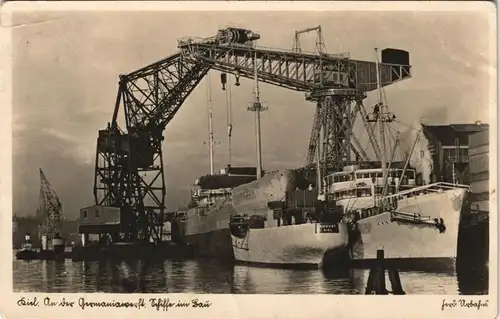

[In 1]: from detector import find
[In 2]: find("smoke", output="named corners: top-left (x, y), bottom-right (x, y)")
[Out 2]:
top-left (399, 120), bottom-right (434, 184)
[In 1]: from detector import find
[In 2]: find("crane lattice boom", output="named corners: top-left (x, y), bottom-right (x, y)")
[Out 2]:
top-left (39, 168), bottom-right (62, 238)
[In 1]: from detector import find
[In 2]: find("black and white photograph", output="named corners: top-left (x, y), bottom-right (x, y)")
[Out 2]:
top-left (2, 1), bottom-right (497, 318)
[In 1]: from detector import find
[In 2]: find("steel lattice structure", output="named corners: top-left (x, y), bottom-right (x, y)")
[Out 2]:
top-left (92, 27), bottom-right (412, 243)
top-left (39, 168), bottom-right (63, 238)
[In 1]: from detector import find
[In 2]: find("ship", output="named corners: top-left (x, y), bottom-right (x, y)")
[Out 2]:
top-left (323, 163), bottom-right (469, 268)
top-left (15, 233), bottom-right (38, 261)
top-left (325, 48), bottom-right (471, 269)
top-left (228, 190), bottom-right (349, 268)
top-left (175, 166), bottom-right (303, 260)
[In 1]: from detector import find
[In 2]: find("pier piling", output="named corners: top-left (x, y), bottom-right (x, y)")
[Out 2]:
top-left (365, 249), bottom-right (405, 295)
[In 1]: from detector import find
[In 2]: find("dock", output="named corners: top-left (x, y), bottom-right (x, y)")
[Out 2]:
top-left (16, 242), bottom-right (194, 262)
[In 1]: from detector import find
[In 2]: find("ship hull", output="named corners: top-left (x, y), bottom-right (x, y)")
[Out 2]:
top-left (180, 169), bottom-right (301, 259)
top-left (231, 223), bottom-right (349, 268)
top-left (184, 228), bottom-right (234, 260)
top-left (349, 188), bottom-right (467, 269)
top-left (15, 248), bottom-right (38, 261)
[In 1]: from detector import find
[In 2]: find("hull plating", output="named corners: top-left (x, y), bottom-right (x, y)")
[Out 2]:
top-left (231, 223), bottom-right (349, 266)
top-left (184, 228), bottom-right (234, 260)
top-left (350, 188), bottom-right (466, 262)
top-left (181, 169), bottom-right (300, 259)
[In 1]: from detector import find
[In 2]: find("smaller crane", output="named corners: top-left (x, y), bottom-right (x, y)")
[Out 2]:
top-left (38, 168), bottom-right (63, 242)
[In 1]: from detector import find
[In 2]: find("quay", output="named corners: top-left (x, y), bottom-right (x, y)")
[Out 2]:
top-left (457, 127), bottom-right (490, 277)
top-left (16, 242), bottom-right (193, 262)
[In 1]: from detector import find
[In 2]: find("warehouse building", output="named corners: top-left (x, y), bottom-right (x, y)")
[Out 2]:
top-left (468, 128), bottom-right (490, 213)
top-left (421, 123), bottom-right (489, 185)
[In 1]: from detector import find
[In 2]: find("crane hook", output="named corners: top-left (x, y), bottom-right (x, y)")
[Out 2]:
top-left (234, 70), bottom-right (240, 86)
top-left (220, 73), bottom-right (227, 91)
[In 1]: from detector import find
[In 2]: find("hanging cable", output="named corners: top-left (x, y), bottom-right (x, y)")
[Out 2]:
top-left (223, 73), bottom-right (233, 167)
top-left (393, 119), bottom-right (420, 132)
top-left (206, 73), bottom-right (214, 175)
top-left (388, 124), bottom-right (405, 162)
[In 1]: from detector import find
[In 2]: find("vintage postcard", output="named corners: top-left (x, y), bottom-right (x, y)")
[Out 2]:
top-left (0, 1), bottom-right (497, 318)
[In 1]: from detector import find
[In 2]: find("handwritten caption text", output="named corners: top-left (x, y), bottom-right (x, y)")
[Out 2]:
top-left (17, 296), bottom-right (212, 311)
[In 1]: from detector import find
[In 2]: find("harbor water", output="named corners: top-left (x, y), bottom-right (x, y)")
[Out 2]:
top-left (13, 257), bottom-right (488, 295)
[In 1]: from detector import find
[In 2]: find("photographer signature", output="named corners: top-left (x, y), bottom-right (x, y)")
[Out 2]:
top-left (441, 299), bottom-right (489, 311)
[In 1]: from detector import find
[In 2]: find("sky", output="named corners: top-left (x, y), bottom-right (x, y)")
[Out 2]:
top-left (11, 9), bottom-right (495, 218)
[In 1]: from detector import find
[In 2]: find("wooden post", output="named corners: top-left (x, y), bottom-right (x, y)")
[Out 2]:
top-left (375, 249), bottom-right (388, 294)
top-left (365, 249), bottom-right (389, 294)
top-left (365, 249), bottom-right (405, 295)
top-left (365, 268), bottom-right (376, 294)
top-left (388, 268), bottom-right (406, 295)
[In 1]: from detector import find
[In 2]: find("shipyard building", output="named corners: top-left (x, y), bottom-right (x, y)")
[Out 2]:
top-left (421, 123), bottom-right (489, 185)
top-left (468, 128), bottom-right (489, 213)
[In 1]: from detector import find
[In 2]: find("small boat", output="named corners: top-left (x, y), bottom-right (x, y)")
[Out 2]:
top-left (16, 233), bottom-right (38, 261)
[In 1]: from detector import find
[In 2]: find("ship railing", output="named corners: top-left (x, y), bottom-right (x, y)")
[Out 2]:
top-left (194, 188), bottom-right (232, 197)
top-left (346, 207), bottom-right (435, 225)
top-left (380, 182), bottom-right (470, 202)
top-left (343, 206), bottom-right (385, 222)
top-left (175, 212), bottom-right (188, 222)
top-left (390, 211), bottom-right (433, 223)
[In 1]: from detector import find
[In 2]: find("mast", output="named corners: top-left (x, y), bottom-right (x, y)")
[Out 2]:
top-left (398, 131), bottom-right (420, 192)
top-left (375, 48), bottom-right (387, 207)
top-left (247, 51), bottom-right (267, 179)
top-left (206, 74), bottom-right (215, 175)
top-left (372, 48), bottom-right (396, 205)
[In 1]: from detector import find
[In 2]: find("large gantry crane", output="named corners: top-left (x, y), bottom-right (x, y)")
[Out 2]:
top-left (80, 27), bottom-right (411, 244)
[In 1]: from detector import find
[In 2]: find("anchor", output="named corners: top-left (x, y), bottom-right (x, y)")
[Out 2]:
top-left (434, 218), bottom-right (446, 234)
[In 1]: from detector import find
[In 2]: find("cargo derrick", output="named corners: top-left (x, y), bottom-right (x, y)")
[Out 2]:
top-left (87, 27), bottom-right (411, 244)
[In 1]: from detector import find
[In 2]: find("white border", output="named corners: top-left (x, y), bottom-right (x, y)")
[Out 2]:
top-left (0, 2), bottom-right (497, 319)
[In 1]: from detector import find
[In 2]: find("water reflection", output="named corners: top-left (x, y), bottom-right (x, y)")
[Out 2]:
top-left (92, 259), bottom-right (167, 293)
top-left (13, 258), bottom-right (487, 295)
top-left (231, 266), bottom-right (360, 294)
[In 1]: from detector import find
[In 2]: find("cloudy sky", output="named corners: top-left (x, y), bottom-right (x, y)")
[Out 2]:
top-left (11, 9), bottom-right (494, 218)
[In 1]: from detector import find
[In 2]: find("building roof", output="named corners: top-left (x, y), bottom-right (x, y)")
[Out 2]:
top-left (422, 123), bottom-right (489, 146)
top-left (449, 123), bottom-right (489, 132)
top-left (423, 123), bottom-right (488, 133)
